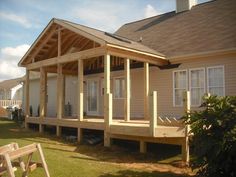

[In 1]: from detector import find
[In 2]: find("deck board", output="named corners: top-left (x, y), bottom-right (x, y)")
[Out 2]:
top-left (26, 116), bottom-right (185, 137)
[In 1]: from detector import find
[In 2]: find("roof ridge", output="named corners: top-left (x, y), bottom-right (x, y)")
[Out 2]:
top-left (55, 18), bottom-right (154, 45)
top-left (122, 11), bottom-right (175, 27)
top-left (119, 0), bottom-right (215, 27)
top-left (54, 18), bottom-right (107, 34)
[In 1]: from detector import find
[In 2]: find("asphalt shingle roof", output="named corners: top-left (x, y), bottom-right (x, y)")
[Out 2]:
top-left (59, 19), bottom-right (165, 57)
top-left (115, 0), bottom-right (236, 57)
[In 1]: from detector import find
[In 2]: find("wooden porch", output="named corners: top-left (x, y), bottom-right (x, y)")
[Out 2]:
top-left (19, 19), bottom-right (190, 163)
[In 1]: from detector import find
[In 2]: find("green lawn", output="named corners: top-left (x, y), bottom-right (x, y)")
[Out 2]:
top-left (0, 118), bottom-right (193, 177)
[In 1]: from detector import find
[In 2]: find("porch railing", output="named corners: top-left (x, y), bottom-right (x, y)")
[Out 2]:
top-left (0, 100), bottom-right (22, 108)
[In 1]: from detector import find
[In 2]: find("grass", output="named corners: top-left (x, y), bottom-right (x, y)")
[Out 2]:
top-left (0, 118), bottom-right (193, 177)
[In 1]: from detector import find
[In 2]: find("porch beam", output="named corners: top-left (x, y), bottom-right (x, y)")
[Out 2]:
top-left (78, 59), bottom-right (84, 121)
top-left (26, 46), bottom-right (106, 70)
top-left (124, 58), bottom-right (130, 121)
top-left (144, 62), bottom-right (149, 120)
top-left (107, 46), bottom-right (167, 66)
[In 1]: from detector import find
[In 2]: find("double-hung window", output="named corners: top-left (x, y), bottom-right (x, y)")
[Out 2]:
top-left (173, 70), bottom-right (187, 106)
top-left (207, 66), bottom-right (224, 96)
top-left (189, 68), bottom-right (205, 106)
top-left (114, 77), bottom-right (125, 99)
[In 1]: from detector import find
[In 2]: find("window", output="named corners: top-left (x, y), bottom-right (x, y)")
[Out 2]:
top-left (190, 68), bottom-right (205, 106)
top-left (114, 77), bottom-right (125, 99)
top-left (207, 66), bottom-right (224, 96)
top-left (173, 70), bottom-right (187, 106)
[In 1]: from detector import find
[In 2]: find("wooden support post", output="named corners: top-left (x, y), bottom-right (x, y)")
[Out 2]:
top-left (104, 54), bottom-right (112, 147)
top-left (105, 93), bottom-right (112, 131)
top-left (140, 141), bottom-right (147, 153)
top-left (39, 124), bottom-right (44, 133)
top-left (57, 28), bottom-right (61, 57)
top-left (104, 54), bottom-right (110, 94)
top-left (104, 93), bottom-right (112, 147)
top-left (150, 91), bottom-right (157, 137)
top-left (25, 69), bottom-right (30, 129)
top-left (77, 128), bottom-right (83, 143)
top-left (40, 67), bottom-right (47, 118)
top-left (57, 64), bottom-right (63, 119)
top-left (56, 126), bottom-right (61, 137)
top-left (182, 91), bottom-right (190, 164)
top-left (124, 58), bottom-right (130, 121)
top-left (144, 62), bottom-right (149, 120)
top-left (40, 67), bottom-right (47, 133)
top-left (78, 59), bottom-right (84, 121)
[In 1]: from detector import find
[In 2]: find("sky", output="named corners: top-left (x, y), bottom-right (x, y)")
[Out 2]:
top-left (0, 0), bottom-right (209, 81)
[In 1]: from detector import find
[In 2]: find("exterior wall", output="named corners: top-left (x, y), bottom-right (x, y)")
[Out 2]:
top-left (25, 53), bottom-right (236, 119)
top-left (153, 53), bottom-right (236, 117)
top-left (29, 79), bottom-right (40, 116)
top-left (0, 89), bottom-right (11, 100)
top-left (65, 75), bottom-right (78, 117)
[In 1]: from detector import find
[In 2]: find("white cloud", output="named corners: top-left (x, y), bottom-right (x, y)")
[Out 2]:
top-left (70, 1), bottom-right (143, 32)
top-left (0, 44), bottom-right (30, 81)
top-left (144, 4), bottom-right (159, 18)
top-left (0, 12), bottom-right (32, 28)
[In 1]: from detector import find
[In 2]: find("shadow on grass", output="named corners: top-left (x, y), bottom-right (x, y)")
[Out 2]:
top-left (99, 170), bottom-right (189, 177)
top-left (0, 118), bottom-right (190, 176)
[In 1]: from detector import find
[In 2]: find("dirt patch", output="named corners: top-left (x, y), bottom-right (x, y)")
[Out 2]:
top-left (9, 128), bottom-right (21, 132)
top-left (119, 162), bottom-right (194, 176)
top-left (0, 107), bottom-right (8, 117)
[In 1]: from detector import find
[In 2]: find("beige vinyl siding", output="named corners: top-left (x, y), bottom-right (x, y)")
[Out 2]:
top-left (65, 75), bottom-right (78, 116)
top-left (29, 79), bottom-right (40, 116)
top-left (46, 77), bottom-right (57, 117)
top-left (26, 53), bottom-right (236, 119)
top-left (152, 53), bottom-right (236, 117)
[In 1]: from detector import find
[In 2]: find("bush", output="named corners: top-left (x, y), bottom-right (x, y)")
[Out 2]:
top-left (183, 95), bottom-right (236, 177)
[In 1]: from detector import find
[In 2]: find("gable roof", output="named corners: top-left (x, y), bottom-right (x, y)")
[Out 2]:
top-left (58, 19), bottom-right (165, 57)
top-left (115, 0), bottom-right (236, 58)
top-left (19, 18), bottom-right (165, 66)
top-left (0, 78), bottom-right (23, 90)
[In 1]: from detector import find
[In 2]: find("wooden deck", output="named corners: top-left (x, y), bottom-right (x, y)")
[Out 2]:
top-left (26, 116), bottom-right (185, 138)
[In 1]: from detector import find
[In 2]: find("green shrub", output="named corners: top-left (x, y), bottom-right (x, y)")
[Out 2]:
top-left (183, 95), bottom-right (236, 177)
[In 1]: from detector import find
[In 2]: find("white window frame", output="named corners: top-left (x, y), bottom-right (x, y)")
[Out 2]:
top-left (207, 65), bottom-right (225, 96)
top-left (113, 76), bottom-right (125, 99)
top-left (189, 67), bottom-right (205, 107)
top-left (173, 70), bottom-right (188, 107)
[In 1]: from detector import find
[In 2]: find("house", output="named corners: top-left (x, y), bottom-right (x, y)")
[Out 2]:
top-left (0, 78), bottom-right (23, 108)
top-left (18, 0), bottom-right (236, 163)
top-left (0, 77), bottom-right (23, 117)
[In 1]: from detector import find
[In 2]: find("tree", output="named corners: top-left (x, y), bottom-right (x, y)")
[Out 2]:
top-left (183, 95), bottom-right (236, 177)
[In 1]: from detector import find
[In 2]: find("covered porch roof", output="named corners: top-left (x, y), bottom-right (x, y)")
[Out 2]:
top-left (18, 18), bottom-right (167, 70)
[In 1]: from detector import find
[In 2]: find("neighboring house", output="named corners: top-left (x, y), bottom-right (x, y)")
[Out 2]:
top-left (19, 0), bottom-right (236, 163)
top-left (0, 78), bottom-right (23, 108)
